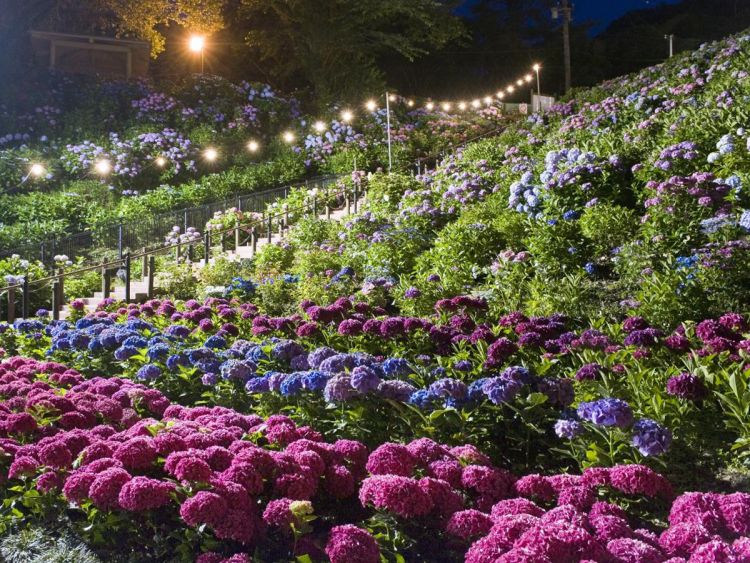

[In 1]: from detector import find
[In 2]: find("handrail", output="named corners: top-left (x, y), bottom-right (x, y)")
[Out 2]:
top-left (0, 180), bottom-right (355, 295)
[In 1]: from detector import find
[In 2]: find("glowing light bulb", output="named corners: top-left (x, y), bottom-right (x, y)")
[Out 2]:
top-left (204, 148), bottom-right (218, 162)
top-left (247, 140), bottom-right (259, 153)
top-left (483, 96), bottom-right (493, 105)
top-left (517, 79), bottom-right (524, 86)
top-left (155, 156), bottom-right (167, 167)
top-left (407, 100), bottom-right (414, 107)
top-left (313, 120), bottom-right (327, 133)
top-left (507, 86), bottom-right (515, 93)
top-left (441, 102), bottom-right (452, 112)
top-left (458, 102), bottom-right (467, 111)
top-left (341, 109), bottom-right (354, 123)
top-left (283, 131), bottom-right (295, 144)
top-left (94, 159), bottom-right (112, 175)
top-left (533, 63), bottom-right (541, 71)
top-left (525, 74), bottom-right (533, 83)
top-left (497, 92), bottom-right (505, 99)
top-left (29, 163), bottom-right (45, 178)
top-left (471, 99), bottom-right (481, 108)
top-left (425, 102), bottom-right (435, 111)
top-left (388, 94), bottom-right (397, 102)
top-left (189, 36), bottom-right (205, 52)
top-left (365, 99), bottom-right (377, 112)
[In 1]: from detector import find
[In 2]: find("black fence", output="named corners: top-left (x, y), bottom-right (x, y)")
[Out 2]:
top-left (2, 175), bottom-right (341, 265)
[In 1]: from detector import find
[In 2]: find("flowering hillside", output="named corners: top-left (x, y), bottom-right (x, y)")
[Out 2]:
top-left (1, 27), bottom-right (750, 563)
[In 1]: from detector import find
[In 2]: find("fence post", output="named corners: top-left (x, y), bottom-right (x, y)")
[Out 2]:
top-left (22, 276), bottom-right (29, 319)
top-left (40, 242), bottom-right (45, 264)
top-left (102, 263), bottom-right (110, 299)
top-left (141, 247), bottom-right (148, 278)
top-left (204, 232), bottom-right (211, 264)
top-left (251, 227), bottom-right (257, 255)
top-left (312, 196), bottom-right (317, 217)
top-left (147, 256), bottom-right (155, 298)
top-left (234, 223), bottom-right (240, 249)
top-left (183, 210), bottom-right (188, 232)
top-left (124, 253), bottom-right (131, 304)
top-left (353, 184), bottom-right (359, 214)
top-left (346, 191), bottom-right (351, 215)
top-left (284, 204), bottom-right (289, 229)
top-left (7, 286), bottom-right (15, 324)
top-left (267, 214), bottom-right (272, 243)
top-left (51, 281), bottom-right (60, 320)
top-left (56, 268), bottom-right (64, 310)
top-left (188, 243), bottom-right (194, 263)
top-left (118, 223), bottom-right (124, 259)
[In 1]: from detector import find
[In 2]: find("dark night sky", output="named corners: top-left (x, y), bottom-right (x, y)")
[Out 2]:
top-left (460, 0), bottom-right (683, 34)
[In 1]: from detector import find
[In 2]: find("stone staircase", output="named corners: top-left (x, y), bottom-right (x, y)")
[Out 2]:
top-left (58, 201), bottom-right (358, 319)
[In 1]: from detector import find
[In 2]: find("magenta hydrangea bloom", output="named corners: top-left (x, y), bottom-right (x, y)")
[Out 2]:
top-left (365, 443), bottom-right (418, 476)
top-left (113, 437), bottom-right (157, 470)
top-left (465, 533), bottom-right (514, 563)
top-left (180, 491), bottom-right (228, 527)
top-left (446, 509), bottom-right (494, 540)
top-left (63, 471), bottom-right (96, 504)
top-left (418, 477), bottom-right (463, 517)
top-left (658, 522), bottom-right (713, 557)
top-left (173, 457), bottom-right (213, 482)
top-left (606, 538), bottom-right (664, 563)
top-left (359, 475), bottom-right (433, 518)
top-left (38, 441), bottom-right (73, 469)
top-left (462, 465), bottom-right (516, 500)
top-left (118, 476), bottom-right (174, 511)
top-left (262, 498), bottom-right (295, 528)
top-left (325, 525), bottom-right (380, 563)
top-left (88, 467), bottom-right (132, 510)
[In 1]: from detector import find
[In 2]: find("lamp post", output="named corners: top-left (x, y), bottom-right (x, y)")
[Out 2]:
top-left (665, 34), bottom-right (674, 58)
top-left (533, 64), bottom-right (542, 111)
top-left (189, 36), bottom-right (205, 73)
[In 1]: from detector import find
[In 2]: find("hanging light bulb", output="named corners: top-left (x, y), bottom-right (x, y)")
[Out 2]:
top-left (458, 101), bottom-right (467, 111)
top-left (313, 120), bottom-right (327, 133)
top-left (282, 131), bottom-right (295, 144)
top-left (341, 109), bottom-right (354, 123)
top-left (497, 92), bottom-right (505, 99)
top-left (507, 86), bottom-right (515, 93)
top-left (425, 102), bottom-right (435, 111)
top-left (155, 156), bottom-right (167, 167)
top-left (247, 140), bottom-right (259, 153)
top-left (533, 63), bottom-right (541, 72)
top-left (483, 96), bottom-right (493, 105)
top-left (365, 99), bottom-right (377, 111)
top-left (388, 94), bottom-right (397, 102)
top-left (407, 99), bottom-right (415, 107)
top-left (204, 148), bottom-right (218, 162)
top-left (516, 79), bottom-right (524, 86)
top-left (441, 102), bottom-right (452, 111)
top-left (471, 99), bottom-right (481, 108)
top-left (525, 74), bottom-right (533, 83)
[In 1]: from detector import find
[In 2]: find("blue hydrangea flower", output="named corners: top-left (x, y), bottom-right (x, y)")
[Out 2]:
top-left (381, 358), bottom-right (411, 378)
top-left (482, 377), bottom-right (521, 405)
top-left (428, 378), bottom-right (468, 401)
top-left (324, 374), bottom-right (358, 402)
top-left (114, 345), bottom-right (139, 361)
top-left (409, 389), bottom-right (436, 409)
top-left (308, 347), bottom-right (336, 369)
top-left (631, 418), bottom-right (672, 456)
top-left (245, 376), bottom-right (270, 394)
top-left (220, 359), bottom-right (256, 382)
top-left (136, 364), bottom-right (161, 381)
top-left (147, 343), bottom-right (170, 361)
top-left (204, 335), bottom-right (228, 350)
top-left (577, 398), bottom-right (634, 429)
top-left (202, 372), bottom-right (218, 386)
top-left (302, 370), bottom-right (330, 391)
top-left (122, 336), bottom-right (148, 349)
top-left (350, 366), bottom-right (381, 393)
top-left (554, 419), bottom-right (585, 439)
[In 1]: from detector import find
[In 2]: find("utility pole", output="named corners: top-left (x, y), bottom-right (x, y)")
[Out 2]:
top-left (553, 1), bottom-right (573, 93)
top-left (664, 34), bottom-right (674, 58)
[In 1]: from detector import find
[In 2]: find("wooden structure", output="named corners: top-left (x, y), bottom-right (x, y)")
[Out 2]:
top-left (29, 30), bottom-right (150, 79)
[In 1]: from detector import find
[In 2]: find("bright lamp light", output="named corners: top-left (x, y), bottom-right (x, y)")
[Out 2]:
top-left (247, 140), bottom-right (259, 153)
top-left (204, 148), bottom-right (218, 162)
top-left (155, 156), bottom-right (167, 167)
top-left (425, 102), bottom-right (435, 111)
top-left (313, 120), bottom-right (327, 133)
top-left (29, 163), bottom-right (45, 178)
top-left (341, 109), bottom-right (354, 123)
top-left (94, 159), bottom-right (112, 175)
top-left (189, 36), bottom-right (205, 53)
top-left (282, 131), bottom-right (295, 144)
top-left (365, 99), bottom-right (377, 112)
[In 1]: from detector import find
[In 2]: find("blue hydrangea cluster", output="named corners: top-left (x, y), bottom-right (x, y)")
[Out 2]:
top-left (508, 171), bottom-right (543, 218)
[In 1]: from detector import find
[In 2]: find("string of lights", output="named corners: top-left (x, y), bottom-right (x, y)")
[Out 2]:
top-left (18, 38), bottom-right (543, 181)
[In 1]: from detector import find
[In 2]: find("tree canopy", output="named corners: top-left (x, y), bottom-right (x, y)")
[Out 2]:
top-left (233, 0), bottom-right (466, 101)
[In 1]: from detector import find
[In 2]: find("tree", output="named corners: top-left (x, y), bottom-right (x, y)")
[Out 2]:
top-left (234, 0), bottom-right (466, 101)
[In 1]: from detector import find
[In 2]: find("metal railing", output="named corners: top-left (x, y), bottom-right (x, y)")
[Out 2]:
top-left (0, 178), bottom-right (363, 322)
top-left (0, 175), bottom-right (341, 265)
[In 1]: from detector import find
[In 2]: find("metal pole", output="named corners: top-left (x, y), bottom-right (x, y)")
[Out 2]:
top-left (22, 276), bottom-right (29, 319)
top-left (147, 256), bottom-right (155, 298)
top-left (204, 232), bottom-right (211, 264)
top-left (124, 253), bottom-right (131, 303)
top-left (118, 223), bottom-right (123, 259)
top-left (561, 0), bottom-right (572, 93)
top-left (385, 91), bottom-right (393, 173)
top-left (267, 215), bottom-right (272, 243)
top-left (51, 281), bottom-right (59, 320)
top-left (665, 34), bottom-right (674, 58)
top-left (7, 286), bottom-right (15, 324)
top-left (535, 67), bottom-right (541, 112)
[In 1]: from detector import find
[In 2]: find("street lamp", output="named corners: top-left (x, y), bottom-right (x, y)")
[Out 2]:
top-left (341, 109), bottom-right (354, 123)
top-left (282, 131), bottom-right (295, 144)
top-left (458, 101), bottom-right (467, 111)
top-left (247, 140), bottom-right (259, 153)
top-left (532, 64), bottom-right (542, 111)
top-left (441, 102), bottom-right (452, 112)
top-left (365, 99), bottom-right (377, 112)
top-left (204, 148), bottom-right (218, 162)
top-left (94, 159), bottom-right (112, 176)
top-left (189, 35), bottom-right (206, 73)
top-left (471, 99), bottom-right (481, 109)
top-left (425, 102), bottom-right (435, 111)
top-left (155, 156), bottom-right (167, 167)
top-left (29, 163), bottom-right (45, 178)
top-left (313, 120), bottom-right (327, 133)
